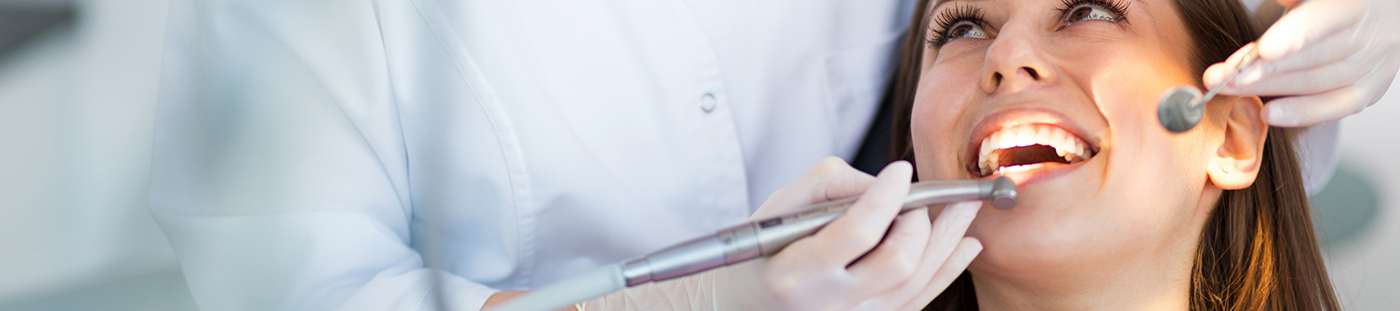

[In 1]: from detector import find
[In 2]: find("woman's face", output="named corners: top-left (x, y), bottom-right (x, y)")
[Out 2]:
top-left (912, 0), bottom-right (1229, 284)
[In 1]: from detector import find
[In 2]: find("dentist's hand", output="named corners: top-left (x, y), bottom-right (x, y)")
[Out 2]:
top-left (575, 158), bottom-right (981, 311)
top-left (1204, 0), bottom-right (1400, 127)
top-left (711, 158), bottom-right (983, 311)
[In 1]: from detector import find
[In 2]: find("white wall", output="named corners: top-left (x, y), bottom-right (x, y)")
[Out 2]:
top-left (0, 0), bottom-right (182, 308)
top-left (1326, 79), bottom-right (1400, 310)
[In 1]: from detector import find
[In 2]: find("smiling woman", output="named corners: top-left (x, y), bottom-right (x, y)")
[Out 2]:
top-left (888, 0), bottom-right (1340, 310)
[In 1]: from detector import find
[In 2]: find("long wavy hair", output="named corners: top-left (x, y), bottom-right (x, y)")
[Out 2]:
top-left (886, 0), bottom-right (1342, 310)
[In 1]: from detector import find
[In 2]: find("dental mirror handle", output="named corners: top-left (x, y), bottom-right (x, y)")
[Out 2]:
top-left (618, 177), bottom-right (1017, 286)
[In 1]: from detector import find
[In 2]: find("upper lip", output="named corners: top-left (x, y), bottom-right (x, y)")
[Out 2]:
top-left (964, 107), bottom-right (1101, 176)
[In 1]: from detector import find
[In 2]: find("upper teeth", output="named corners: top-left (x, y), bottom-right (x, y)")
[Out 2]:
top-left (978, 124), bottom-right (1094, 175)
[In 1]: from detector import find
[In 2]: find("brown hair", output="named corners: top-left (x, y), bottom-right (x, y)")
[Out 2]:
top-left (887, 0), bottom-right (1341, 310)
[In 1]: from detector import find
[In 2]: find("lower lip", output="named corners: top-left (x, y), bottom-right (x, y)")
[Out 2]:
top-left (982, 159), bottom-right (1090, 186)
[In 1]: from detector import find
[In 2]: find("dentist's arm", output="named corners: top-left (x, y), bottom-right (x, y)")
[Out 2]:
top-left (153, 1), bottom-right (500, 310)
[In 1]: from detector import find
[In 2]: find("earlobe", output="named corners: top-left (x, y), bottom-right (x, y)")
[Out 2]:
top-left (1207, 95), bottom-right (1267, 190)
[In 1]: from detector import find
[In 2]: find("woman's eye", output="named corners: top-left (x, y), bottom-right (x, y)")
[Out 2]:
top-left (946, 21), bottom-right (988, 41)
top-left (1063, 4), bottom-right (1119, 24)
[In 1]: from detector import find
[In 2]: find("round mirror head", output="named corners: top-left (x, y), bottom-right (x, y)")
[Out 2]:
top-left (1157, 86), bottom-right (1205, 133)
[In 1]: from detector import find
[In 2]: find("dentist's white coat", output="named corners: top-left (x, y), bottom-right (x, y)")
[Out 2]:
top-left (149, 0), bottom-right (1336, 311)
top-left (152, 0), bottom-right (915, 310)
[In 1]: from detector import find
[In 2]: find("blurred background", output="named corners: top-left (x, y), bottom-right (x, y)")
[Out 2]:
top-left (0, 0), bottom-right (1395, 310)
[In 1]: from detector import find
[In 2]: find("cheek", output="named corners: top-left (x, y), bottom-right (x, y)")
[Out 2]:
top-left (1081, 52), bottom-right (1212, 259)
top-left (911, 67), bottom-right (982, 180)
top-left (1089, 51), bottom-right (1208, 205)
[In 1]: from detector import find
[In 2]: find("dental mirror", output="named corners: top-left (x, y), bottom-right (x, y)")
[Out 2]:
top-left (1157, 86), bottom-right (1205, 133)
top-left (1156, 43), bottom-right (1259, 133)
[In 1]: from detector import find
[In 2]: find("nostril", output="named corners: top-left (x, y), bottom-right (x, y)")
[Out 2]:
top-left (1023, 67), bottom-right (1040, 80)
top-left (993, 72), bottom-right (1003, 86)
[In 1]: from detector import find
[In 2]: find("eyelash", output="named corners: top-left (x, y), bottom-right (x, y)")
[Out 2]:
top-left (1055, 0), bottom-right (1130, 26)
top-left (925, 5), bottom-right (985, 49)
top-left (925, 0), bottom-right (1130, 49)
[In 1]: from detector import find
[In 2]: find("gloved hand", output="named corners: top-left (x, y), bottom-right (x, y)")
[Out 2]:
top-left (579, 158), bottom-right (983, 311)
top-left (1203, 0), bottom-right (1400, 127)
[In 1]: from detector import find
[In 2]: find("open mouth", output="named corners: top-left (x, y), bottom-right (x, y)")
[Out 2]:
top-left (972, 124), bottom-right (1098, 177)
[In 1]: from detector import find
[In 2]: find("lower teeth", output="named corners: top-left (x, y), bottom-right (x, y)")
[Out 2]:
top-left (997, 163), bottom-right (1046, 174)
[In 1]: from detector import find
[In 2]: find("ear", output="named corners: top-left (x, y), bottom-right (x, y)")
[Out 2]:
top-left (1206, 95), bottom-right (1268, 190)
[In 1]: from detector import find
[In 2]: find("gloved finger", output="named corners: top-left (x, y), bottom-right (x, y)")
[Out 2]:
top-left (1266, 56), bottom-right (1398, 127)
top-left (1253, 27), bottom-right (1362, 79)
top-left (1263, 86), bottom-right (1370, 127)
top-left (1266, 71), bottom-right (1398, 127)
top-left (896, 237), bottom-right (983, 311)
top-left (1256, 0), bottom-right (1364, 61)
top-left (1214, 29), bottom-right (1363, 93)
top-left (1215, 51), bottom-right (1372, 97)
top-left (753, 157), bottom-right (875, 219)
top-left (923, 202), bottom-right (979, 260)
top-left (846, 207), bottom-right (933, 298)
top-left (1204, 43), bottom-right (1261, 89)
top-left (895, 202), bottom-right (980, 307)
top-left (802, 161), bottom-right (914, 267)
top-left (871, 202), bottom-right (981, 309)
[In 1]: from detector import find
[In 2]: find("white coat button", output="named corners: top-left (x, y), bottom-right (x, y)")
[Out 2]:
top-left (700, 93), bottom-right (717, 113)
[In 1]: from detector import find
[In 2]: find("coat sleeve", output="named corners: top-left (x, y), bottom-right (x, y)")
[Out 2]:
top-left (1295, 121), bottom-right (1341, 195)
top-left (150, 0), bottom-right (498, 310)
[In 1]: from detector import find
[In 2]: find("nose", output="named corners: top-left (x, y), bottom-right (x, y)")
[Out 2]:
top-left (981, 23), bottom-right (1057, 94)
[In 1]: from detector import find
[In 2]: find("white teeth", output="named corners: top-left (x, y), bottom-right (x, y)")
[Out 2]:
top-left (1034, 127), bottom-right (1051, 147)
top-left (977, 125), bottom-right (1095, 176)
top-left (1014, 126), bottom-right (1034, 147)
top-left (995, 130), bottom-right (1012, 150)
top-left (1051, 129), bottom-right (1069, 157)
top-left (980, 136), bottom-right (994, 159)
top-left (998, 163), bottom-right (1045, 175)
top-left (1075, 140), bottom-right (1086, 161)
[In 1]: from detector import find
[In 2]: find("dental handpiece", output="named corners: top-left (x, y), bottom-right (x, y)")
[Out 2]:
top-left (488, 177), bottom-right (1018, 311)
top-left (618, 177), bottom-right (1018, 287)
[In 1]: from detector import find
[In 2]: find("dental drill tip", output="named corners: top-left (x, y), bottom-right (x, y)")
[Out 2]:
top-left (991, 176), bottom-right (1017, 210)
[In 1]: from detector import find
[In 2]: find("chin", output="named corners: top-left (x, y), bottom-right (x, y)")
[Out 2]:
top-left (968, 197), bottom-right (1098, 280)
top-left (960, 158), bottom-right (1120, 284)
